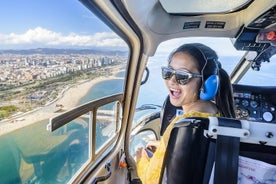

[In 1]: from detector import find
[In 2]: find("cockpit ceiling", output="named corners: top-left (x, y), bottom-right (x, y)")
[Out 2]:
top-left (159, 0), bottom-right (252, 14)
top-left (121, 0), bottom-right (276, 56)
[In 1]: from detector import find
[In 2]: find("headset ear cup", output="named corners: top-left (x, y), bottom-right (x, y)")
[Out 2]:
top-left (200, 75), bottom-right (219, 100)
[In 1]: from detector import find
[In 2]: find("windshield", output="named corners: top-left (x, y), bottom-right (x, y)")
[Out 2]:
top-left (134, 37), bottom-right (243, 126)
top-left (135, 37), bottom-right (276, 125)
top-left (238, 56), bottom-right (276, 86)
top-left (136, 37), bottom-right (244, 109)
top-left (137, 37), bottom-right (276, 114)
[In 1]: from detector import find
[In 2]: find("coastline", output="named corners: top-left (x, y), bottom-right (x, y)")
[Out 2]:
top-left (0, 66), bottom-right (124, 136)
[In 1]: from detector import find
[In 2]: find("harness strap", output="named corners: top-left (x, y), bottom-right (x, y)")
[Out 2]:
top-left (214, 118), bottom-right (241, 184)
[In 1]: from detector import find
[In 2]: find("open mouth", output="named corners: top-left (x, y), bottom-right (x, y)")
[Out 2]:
top-left (170, 88), bottom-right (181, 99)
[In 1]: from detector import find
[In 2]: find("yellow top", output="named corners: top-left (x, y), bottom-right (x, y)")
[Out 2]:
top-left (136, 111), bottom-right (220, 184)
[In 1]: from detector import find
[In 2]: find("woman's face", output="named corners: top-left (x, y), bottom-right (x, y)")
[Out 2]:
top-left (165, 52), bottom-right (202, 107)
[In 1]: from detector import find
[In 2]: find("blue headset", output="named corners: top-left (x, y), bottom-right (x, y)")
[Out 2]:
top-left (192, 44), bottom-right (220, 101)
top-left (200, 74), bottom-right (219, 100)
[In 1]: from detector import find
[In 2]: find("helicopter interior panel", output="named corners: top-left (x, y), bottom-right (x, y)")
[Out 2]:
top-left (233, 84), bottom-right (276, 124)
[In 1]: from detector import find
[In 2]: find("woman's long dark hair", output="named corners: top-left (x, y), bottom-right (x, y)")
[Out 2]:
top-left (215, 68), bottom-right (236, 118)
top-left (168, 43), bottom-right (236, 118)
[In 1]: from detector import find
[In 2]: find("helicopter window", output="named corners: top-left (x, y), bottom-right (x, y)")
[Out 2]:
top-left (238, 56), bottom-right (276, 86)
top-left (0, 0), bottom-right (128, 183)
top-left (136, 37), bottom-right (243, 112)
top-left (160, 0), bottom-right (251, 14)
top-left (134, 37), bottom-right (245, 141)
top-left (95, 101), bottom-right (122, 153)
top-left (130, 130), bottom-right (157, 158)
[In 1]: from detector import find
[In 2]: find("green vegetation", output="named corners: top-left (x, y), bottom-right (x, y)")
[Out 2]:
top-left (24, 71), bottom-right (101, 91)
top-left (0, 105), bottom-right (18, 119)
top-left (0, 67), bottom-right (108, 120)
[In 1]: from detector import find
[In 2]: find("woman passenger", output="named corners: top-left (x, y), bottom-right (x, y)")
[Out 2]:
top-left (135, 43), bottom-right (236, 184)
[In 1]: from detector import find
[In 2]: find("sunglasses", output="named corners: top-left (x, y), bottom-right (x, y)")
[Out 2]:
top-left (161, 66), bottom-right (202, 85)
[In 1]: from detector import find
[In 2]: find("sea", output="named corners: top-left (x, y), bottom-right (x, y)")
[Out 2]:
top-left (0, 55), bottom-right (275, 183)
top-left (0, 57), bottom-right (169, 183)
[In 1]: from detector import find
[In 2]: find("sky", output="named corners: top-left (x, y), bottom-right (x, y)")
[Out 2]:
top-left (0, 0), bottom-right (248, 56)
top-left (0, 0), bottom-right (270, 59)
top-left (0, 0), bottom-right (275, 85)
top-left (0, 0), bottom-right (244, 55)
top-left (0, 0), bottom-right (126, 50)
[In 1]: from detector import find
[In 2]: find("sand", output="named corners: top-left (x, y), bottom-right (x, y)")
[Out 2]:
top-left (0, 67), bottom-right (123, 136)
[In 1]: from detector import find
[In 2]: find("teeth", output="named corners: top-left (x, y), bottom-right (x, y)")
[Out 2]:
top-left (170, 88), bottom-right (180, 92)
top-left (170, 88), bottom-right (181, 98)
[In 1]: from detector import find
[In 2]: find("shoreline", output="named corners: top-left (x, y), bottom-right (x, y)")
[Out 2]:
top-left (0, 66), bottom-right (124, 136)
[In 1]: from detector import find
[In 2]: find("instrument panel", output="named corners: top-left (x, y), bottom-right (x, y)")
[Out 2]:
top-left (233, 84), bottom-right (276, 123)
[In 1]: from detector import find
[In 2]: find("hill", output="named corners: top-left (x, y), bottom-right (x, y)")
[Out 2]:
top-left (0, 48), bottom-right (127, 56)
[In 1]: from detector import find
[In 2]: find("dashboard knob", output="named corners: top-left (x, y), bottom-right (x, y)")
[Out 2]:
top-left (241, 99), bottom-right (249, 107)
top-left (241, 109), bottom-right (249, 117)
top-left (250, 100), bottom-right (258, 108)
top-left (263, 111), bottom-right (274, 122)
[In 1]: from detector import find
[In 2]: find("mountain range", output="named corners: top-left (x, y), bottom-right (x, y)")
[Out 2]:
top-left (0, 48), bottom-right (127, 56)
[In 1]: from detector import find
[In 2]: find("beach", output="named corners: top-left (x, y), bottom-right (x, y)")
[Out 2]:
top-left (0, 66), bottom-right (123, 136)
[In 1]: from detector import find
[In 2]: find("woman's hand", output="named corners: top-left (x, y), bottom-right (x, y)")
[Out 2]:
top-left (135, 140), bottom-right (160, 161)
top-left (146, 140), bottom-right (160, 153)
top-left (135, 147), bottom-right (149, 161)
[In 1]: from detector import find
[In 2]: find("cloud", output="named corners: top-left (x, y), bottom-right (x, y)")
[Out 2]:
top-left (0, 27), bottom-right (247, 57)
top-left (0, 27), bottom-right (127, 49)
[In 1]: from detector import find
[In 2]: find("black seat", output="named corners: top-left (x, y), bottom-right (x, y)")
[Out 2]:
top-left (160, 95), bottom-right (182, 136)
top-left (159, 117), bottom-right (276, 184)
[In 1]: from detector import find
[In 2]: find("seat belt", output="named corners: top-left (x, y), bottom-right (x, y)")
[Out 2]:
top-left (214, 118), bottom-right (241, 184)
